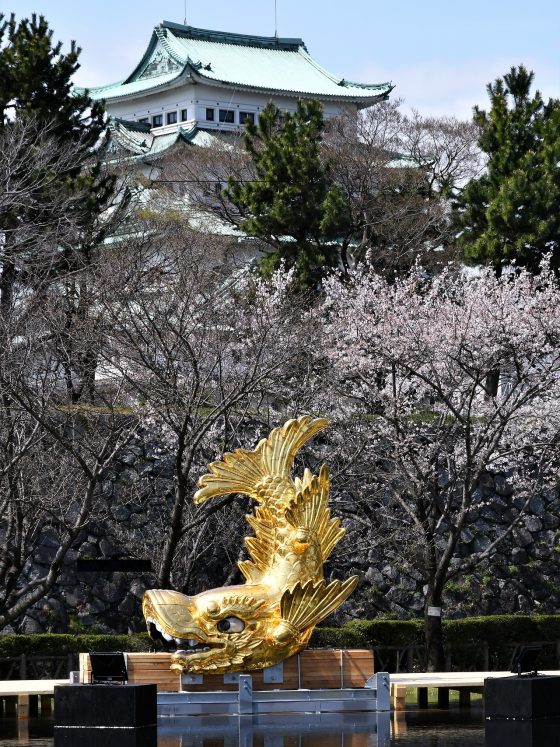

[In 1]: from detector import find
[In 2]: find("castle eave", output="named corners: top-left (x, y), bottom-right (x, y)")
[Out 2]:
top-left (188, 70), bottom-right (393, 106)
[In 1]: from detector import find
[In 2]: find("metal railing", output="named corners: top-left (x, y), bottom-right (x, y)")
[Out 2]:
top-left (1, 640), bottom-right (559, 680)
top-left (371, 639), bottom-right (560, 673)
top-left (0, 654), bottom-right (77, 680)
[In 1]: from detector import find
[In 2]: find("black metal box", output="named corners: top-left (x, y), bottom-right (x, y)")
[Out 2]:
top-left (54, 684), bottom-right (157, 728)
top-left (485, 675), bottom-right (560, 720)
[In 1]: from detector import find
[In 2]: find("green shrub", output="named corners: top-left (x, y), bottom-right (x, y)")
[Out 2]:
top-left (309, 626), bottom-right (360, 648)
top-left (311, 614), bottom-right (560, 669)
top-left (3, 615), bottom-right (560, 667)
top-left (443, 615), bottom-right (560, 646)
top-left (310, 619), bottom-right (423, 649)
top-left (0, 633), bottom-right (151, 658)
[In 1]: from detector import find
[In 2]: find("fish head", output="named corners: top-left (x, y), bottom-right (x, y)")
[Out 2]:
top-left (143, 585), bottom-right (287, 673)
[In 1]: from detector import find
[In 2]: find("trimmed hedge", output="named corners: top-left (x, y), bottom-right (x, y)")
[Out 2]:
top-left (311, 620), bottom-right (423, 649)
top-left (0, 634), bottom-right (150, 658)
top-left (2, 615), bottom-right (560, 660)
top-left (311, 615), bottom-right (560, 650)
top-left (443, 615), bottom-right (560, 646)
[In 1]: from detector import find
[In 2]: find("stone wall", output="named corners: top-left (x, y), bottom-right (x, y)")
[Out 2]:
top-left (18, 435), bottom-right (165, 634)
top-left (14, 448), bottom-right (560, 633)
top-left (347, 471), bottom-right (560, 621)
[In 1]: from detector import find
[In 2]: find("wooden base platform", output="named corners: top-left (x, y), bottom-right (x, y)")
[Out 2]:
top-left (79, 649), bottom-right (375, 692)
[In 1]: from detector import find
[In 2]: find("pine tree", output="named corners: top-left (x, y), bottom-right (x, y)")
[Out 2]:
top-left (0, 13), bottom-right (115, 309)
top-left (225, 100), bottom-right (350, 289)
top-left (455, 66), bottom-right (560, 274)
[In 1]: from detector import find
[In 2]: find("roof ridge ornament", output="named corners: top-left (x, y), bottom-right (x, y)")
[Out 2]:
top-left (161, 20), bottom-right (306, 52)
top-left (138, 45), bottom-right (181, 80)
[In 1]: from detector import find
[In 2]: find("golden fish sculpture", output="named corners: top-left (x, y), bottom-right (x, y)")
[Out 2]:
top-left (142, 416), bottom-right (358, 674)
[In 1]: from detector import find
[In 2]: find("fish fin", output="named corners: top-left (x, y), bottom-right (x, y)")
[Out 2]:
top-left (285, 465), bottom-right (346, 562)
top-left (243, 507), bottom-right (276, 573)
top-left (293, 467), bottom-right (315, 496)
top-left (238, 560), bottom-right (260, 583)
top-left (280, 576), bottom-right (359, 632)
top-left (194, 416), bottom-right (328, 504)
top-left (244, 537), bottom-right (270, 571)
top-left (259, 416), bottom-right (329, 478)
top-left (247, 507), bottom-right (275, 546)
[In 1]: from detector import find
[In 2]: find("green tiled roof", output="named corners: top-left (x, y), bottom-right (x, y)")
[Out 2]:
top-left (84, 70), bottom-right (181, 101)
top-left (85, 21), bottom-right (392, 104)
top-left (106, 118), bottom-right (201, 162)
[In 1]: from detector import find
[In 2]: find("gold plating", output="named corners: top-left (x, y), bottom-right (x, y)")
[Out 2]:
top-left (142, 416), bottom-right (359, 674)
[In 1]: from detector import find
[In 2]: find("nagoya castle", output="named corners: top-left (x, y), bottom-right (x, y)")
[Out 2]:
top-left (86, 20), bottom-right (393, 157)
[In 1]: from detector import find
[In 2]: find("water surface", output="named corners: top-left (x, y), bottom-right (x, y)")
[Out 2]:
top-left (0, 708), bottom-right (487, 747)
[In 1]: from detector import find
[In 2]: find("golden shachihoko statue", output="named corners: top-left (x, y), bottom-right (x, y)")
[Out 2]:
top-left (142, 416), bottom-right (358, 674)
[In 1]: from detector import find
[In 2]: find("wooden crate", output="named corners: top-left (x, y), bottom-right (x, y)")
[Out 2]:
top-left (300, 649), bottom-right (342, 689)
top-left (79, 649), bottom-right (373, 692)
top-left (299, 649), bottom-right (373, 689)
top-left (342, 649), bottom-right (376, 688)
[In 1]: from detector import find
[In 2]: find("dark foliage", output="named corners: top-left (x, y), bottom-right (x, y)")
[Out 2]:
top-left (455, 65), bottom-right (560, 273)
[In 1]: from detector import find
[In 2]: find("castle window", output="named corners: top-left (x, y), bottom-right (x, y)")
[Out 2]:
top-left (219, 109), bottom-right (234, 124)
top-left (152, 114), bottom-right (163, 127)
top-left (239, 112), bottom-right (255, 126)
top-left (206, 108), bottom-right (215, 121)
top-left (181, 109), bottom-right (189, 121)
top-left (166, 111), bottom-right (177, 125)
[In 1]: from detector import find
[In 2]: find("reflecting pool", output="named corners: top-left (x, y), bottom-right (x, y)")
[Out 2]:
top-left (4, 696), bottom-right (560, 745)
top-left (6, 705), bottom-right (560, 746)
top-left (0, 708), bottom-right (488, 747)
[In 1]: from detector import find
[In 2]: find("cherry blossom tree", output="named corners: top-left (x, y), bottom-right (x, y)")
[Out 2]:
top-left (324, 102), bottom-right (482, 276)
top-left (0, 269), bottom-right (138, 630)
top-left (0, 117), bottom-right (135, 630)
top-left (95, 222), bottom-right (316, 590)
top-left (0, 188), bottom-right (319, 628)
top-left (321, 262), bottom-right (560, 669)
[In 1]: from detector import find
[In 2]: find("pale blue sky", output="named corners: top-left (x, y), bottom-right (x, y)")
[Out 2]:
top-left (7, 0), bottom-right (560, 118)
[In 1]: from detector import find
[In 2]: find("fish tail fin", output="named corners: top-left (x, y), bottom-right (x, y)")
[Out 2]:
top-left (194, 416), bottom-right (328, 505)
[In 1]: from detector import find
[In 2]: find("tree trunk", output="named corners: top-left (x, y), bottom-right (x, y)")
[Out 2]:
top-left (485, 369), bottom-right (500, 398)
top-left (0, 261), bottom-right (15, 315)
top-left (424, 599), bottom-right (445, 672)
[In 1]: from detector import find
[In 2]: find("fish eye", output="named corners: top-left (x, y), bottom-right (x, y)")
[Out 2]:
top-left (217, 616), bottom-right (245, 633)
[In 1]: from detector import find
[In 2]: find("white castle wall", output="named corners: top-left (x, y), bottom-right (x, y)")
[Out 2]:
top-left (106, 82), bottom-right (356, 134)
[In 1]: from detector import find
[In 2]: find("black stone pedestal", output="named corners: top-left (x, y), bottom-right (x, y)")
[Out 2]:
top-left (54, 726), bottom-right (157, 747)
top-left (54, 684), bottom-right (157, 747)
top-left (486, 719), bottom-right (560, 747)
top-left (485, 675), bottom-right (560, 720)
